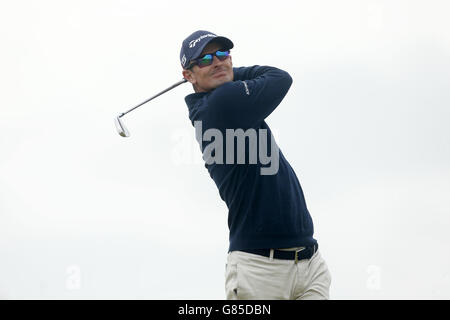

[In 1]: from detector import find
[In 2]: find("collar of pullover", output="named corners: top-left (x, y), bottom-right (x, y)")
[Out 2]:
top-left (184, 91), bottom-right (209, 109)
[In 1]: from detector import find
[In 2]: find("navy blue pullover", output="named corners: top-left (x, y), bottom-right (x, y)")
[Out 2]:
top-left (184, 65), bottom-right (317, 252)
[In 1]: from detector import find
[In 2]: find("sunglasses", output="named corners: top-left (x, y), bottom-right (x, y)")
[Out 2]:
top-left (187, 50), bottom-right (230, 69)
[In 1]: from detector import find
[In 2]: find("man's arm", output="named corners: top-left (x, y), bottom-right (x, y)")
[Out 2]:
top-left (232, 65), bottom-right (278, 81)
top-left (208, 65), bottom-right (293, 129)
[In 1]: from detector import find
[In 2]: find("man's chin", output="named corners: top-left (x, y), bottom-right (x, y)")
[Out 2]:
top-left (212, 75), bottom-right (232, 88)
top-left (198, 74), bottom-right (233, 92)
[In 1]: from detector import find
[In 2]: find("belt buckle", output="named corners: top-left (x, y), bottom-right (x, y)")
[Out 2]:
top-left (294, 247), bottom-right (306, 264)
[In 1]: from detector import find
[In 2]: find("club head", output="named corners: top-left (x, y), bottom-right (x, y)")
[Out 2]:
top-left (115, 116), bottom-right (130, 137)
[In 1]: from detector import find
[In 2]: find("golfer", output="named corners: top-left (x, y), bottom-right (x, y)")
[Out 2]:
top-left (180, 30), bottom-right (331, 300)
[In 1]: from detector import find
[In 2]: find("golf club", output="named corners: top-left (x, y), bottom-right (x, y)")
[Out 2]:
top-left (115, 78), bottom-right (188, 137)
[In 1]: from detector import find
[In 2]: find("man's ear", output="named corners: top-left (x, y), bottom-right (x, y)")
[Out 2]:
top-left (182, 69), bottom-right (196, 85)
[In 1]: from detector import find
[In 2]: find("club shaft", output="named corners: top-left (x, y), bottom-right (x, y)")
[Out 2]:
top-left (119, 78), bottom-right (187, 117)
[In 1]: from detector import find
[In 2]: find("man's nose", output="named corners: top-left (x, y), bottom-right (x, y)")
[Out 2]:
top-left (211, 55), bottom-right (224, 67)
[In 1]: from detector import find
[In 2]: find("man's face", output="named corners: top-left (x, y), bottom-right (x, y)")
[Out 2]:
top-left (182, 41), bottom-right (233, 93)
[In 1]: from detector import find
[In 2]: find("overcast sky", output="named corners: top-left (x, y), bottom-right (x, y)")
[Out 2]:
top-left (1, 0), bottom-right (449, 299)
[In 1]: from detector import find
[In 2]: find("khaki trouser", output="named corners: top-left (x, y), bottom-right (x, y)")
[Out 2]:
top-left (225, 248), bottom-right (331, 300)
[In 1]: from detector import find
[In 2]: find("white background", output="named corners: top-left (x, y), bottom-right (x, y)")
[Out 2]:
top-left (1, 0), bottom-right (449, 299)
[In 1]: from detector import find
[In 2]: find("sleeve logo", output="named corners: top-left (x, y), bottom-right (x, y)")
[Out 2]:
top-left (242, 81), bottom-right (250, 95)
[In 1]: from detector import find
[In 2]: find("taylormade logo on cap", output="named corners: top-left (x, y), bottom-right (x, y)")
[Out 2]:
top-left (180, 30), bottom-right (234, 69)
top-left (189, 33), bottom-right (217, 48)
